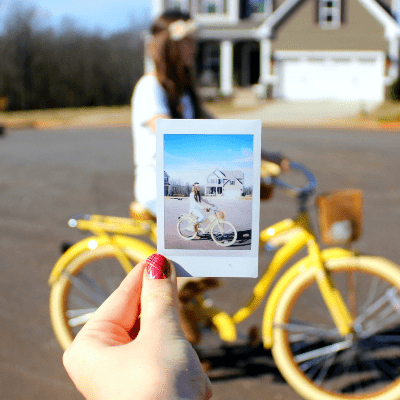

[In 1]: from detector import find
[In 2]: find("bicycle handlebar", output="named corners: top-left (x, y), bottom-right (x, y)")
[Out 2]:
top-left (267, 161), bottom-right (317, 198)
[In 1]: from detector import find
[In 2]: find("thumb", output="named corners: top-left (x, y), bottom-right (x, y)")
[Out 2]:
top-left (139, 254), bottom-right (184, 340)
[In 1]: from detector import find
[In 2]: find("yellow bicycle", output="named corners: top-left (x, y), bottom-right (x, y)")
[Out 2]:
top-left (48, 161), bottom-right (400, 400)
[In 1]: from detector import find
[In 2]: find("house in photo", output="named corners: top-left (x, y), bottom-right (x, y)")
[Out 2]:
top-left (164, 171), bottom-right (171, 195)
top-left (150, 0), bottom-right (400, 102)
top-left (205, 169), bottom-right (244, 198)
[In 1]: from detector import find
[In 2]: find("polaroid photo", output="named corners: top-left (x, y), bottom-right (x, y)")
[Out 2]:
top-left (156, 119), bottom-right (261, 278)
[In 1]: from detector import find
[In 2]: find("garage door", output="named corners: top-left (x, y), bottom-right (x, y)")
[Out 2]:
top-left (273, 51), bottom-right (385, 101)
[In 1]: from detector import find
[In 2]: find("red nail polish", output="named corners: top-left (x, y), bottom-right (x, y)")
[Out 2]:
top-left (146, 254), bottom-right (170, 279)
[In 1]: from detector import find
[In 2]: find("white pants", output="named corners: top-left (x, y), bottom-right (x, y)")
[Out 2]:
top-left (191, 209), bottom-right (205, 223)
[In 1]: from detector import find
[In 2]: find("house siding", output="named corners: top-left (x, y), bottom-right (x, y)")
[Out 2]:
top-left (272, 0), bottom-right (387, 52)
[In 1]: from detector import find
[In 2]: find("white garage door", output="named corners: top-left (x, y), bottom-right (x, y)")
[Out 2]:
top-left (273, 51), bottom-right (385, 101)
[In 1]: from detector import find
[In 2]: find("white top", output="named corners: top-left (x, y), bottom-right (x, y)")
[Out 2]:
top-left (189, 192), bottom-right (203, 213)
top-left (131, 75), bottom-right (195, 209)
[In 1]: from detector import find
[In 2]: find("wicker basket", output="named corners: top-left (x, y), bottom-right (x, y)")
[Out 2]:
top-left (217, 210), bottom-right (225, 220)
top-left (316, 189), bottom-right (363, 245)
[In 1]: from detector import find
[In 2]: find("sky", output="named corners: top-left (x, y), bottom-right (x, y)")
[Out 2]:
top-left (0, 0), bottom-right (152, 34)
top-left (164, 134), bottom-right (255, 187)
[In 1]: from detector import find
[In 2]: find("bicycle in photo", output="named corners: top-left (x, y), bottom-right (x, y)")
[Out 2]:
top-left (177, 206), bottom-right (238, 247)
top-left (48, 160), bottom-right (400, 400)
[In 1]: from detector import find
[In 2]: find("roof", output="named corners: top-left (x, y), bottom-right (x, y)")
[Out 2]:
top-left (209, 169), bottom-right (244, 179)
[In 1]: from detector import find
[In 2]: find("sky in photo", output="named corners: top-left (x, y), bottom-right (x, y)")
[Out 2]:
top-left (164, 134), bottom-right (254, 187)
top-left (0, 0), bottom-right (152, 34)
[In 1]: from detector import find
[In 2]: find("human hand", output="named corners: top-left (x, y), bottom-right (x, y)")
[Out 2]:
top-left (63, 254), bottom-right (212, 400)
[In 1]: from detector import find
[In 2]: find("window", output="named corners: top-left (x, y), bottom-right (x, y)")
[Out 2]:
top-left (318, 0), bottom-right (341, 29)
top-left (250, 0), bottom-right (265, 13)
top-left (166, 0), bottom-right (190, 13)
top-left (200, 0), bottom-right (226, 14)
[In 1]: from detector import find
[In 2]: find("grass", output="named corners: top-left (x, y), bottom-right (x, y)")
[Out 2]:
top-left (366, 101), bottom-right (400, 122)
top-left (2, 99), bottom-right (400, 130)
top-left (0, 105), bottom-right (131, 129)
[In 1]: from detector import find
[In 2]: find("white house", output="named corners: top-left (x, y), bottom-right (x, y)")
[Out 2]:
top-left (205, 169), bottom-right (244, 198)
top-left (150, 0), bottom-right (400, 101)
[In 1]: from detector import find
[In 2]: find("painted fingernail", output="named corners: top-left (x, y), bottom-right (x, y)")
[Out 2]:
top-left (146, 254), bottom-right (170, 279)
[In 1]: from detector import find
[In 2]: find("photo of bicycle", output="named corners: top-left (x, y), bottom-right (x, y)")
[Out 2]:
top-left (163, 133), bottom-right (254, 250)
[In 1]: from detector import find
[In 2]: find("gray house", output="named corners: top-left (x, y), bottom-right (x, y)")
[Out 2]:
top-left (164, 171), bottom-right (171, 196)
top-left (205, 169), bottom-right (244, 197)
top-left (150, 0), bottom-right (400, 101)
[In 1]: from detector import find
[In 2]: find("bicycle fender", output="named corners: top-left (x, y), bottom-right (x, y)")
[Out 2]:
top-left (261, 247), bottom-right (354, 349)
top-left (48, 235), bottom-right (155, 285)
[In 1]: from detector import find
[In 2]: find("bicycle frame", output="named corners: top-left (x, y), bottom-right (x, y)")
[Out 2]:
top-left (201, 211), bottom-right (356, 348)
top-left (196, 211), bottom-right (221, 233)
top-left (48, 215), bottom-right (157, 285)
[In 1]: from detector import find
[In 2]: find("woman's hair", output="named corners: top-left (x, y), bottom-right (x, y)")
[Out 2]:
top-left (192, 184), bottom-right (201, 203)
top-left (150, 10), bottom-right (202, 119)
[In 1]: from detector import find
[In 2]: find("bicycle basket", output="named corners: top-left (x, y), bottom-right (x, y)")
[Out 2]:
top-left (316, 189), bottom-right (363, 245)
top-left (217, 210), bottom-right (225, 219)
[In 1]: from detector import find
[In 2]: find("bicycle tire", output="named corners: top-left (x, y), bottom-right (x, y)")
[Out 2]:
top-left (49, 244), bottom-right (148, 350)
top-left (210, 220), bottom-right (237, 247)
top-left (272, 256), bottom-right (400, 400)
top-left (177, 216), bottom-right (197, 240)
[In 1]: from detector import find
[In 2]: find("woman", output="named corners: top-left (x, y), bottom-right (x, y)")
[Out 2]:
top-left (189, 182), bottom-right (214, 232)
top-left (131, 10), bottom-right (209, 216)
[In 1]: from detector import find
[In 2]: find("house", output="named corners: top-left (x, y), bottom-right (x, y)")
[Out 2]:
top-left (205, 169), bottom-right (244, 198)
top-left (164, 171), bottom-right (171, 196)
top-left (150, 0), bottom-right (400, 101)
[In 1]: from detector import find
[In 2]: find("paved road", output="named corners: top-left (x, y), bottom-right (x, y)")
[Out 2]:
top-left (1, 126), bottom-right (399, 399)
top-left (165, 197), bottom-right (252, 250)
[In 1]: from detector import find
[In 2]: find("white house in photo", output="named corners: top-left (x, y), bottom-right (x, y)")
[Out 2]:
top-left (205, 169), bottom-right (244, 198)
top-left (150, 0), bottom-right (400, 101)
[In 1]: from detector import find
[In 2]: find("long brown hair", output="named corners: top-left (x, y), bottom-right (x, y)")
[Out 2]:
top-left (193, 184), bottom-right (201, 203)
top-left (149, 10), bottom-right (202, 119)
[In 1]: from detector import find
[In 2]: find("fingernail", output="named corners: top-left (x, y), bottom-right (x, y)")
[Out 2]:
top-left (146, 254), bottom-right (170, 279)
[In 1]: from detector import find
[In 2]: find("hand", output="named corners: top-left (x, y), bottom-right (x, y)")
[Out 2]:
top-left (63, 254), bottom-right (212, 400)
top-left (205, 207), bottom-right (210, 212)
top-left (280, 158), bottom-right (290, 173)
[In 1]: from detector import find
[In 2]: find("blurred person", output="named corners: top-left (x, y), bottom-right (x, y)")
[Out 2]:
top-left (63, 254), bottom-right (213, 400)
top-left (131, 10), bottom-right (209, 216)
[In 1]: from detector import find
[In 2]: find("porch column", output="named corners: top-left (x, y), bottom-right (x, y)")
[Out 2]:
top-left (220, 40), bottom-right (234, 96)
top-left (387, 37), bottom-right (400, 84)
top-left (260, 37), bottom-right (272, 85)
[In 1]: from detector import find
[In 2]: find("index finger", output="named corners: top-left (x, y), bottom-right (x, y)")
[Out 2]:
top-left (74, 260), bottom-right (146, 346)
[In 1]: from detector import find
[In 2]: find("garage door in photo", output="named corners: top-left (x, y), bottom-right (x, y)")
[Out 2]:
top-left (273, 51), bottom-right (385, 101)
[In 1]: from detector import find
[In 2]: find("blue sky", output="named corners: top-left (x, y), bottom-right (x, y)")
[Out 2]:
top-left (0, 0), bottom-right (152, 34)
top-left (164, 134), bottom-right (254, 187)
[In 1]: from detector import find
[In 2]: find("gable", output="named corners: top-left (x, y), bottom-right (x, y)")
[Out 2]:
top-left (272, 0), bottom-right (388, 51)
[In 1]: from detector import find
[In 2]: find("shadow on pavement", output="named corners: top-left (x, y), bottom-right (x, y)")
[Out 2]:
top-left (197, 344), bottom-right (286, 383)
top-left (230, 229), bottom-right (252, 247)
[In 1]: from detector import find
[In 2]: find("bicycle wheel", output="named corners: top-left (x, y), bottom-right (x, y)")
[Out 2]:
top-left (210, 220), bottom-right (237, 247)
top-left (50, 245), bottom-right (148, 350)
top-left (272, 256), bottom-right (400, 400)
top-left (177, 216), bottom-right (197, 240)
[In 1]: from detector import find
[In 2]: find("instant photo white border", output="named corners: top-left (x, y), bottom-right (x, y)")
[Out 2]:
top-left (157, 119), bottom-right (261, 278)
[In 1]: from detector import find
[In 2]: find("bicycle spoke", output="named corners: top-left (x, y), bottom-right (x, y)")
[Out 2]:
top-left (354, 287), bottom-right (398, 327)
top-left (67, 308), bottom-right (97, 327)
top-left (360, 276), bottom-right (381, 314)
top-left (294, 339), bottom-right (353, 363)
top-left (65, 271), bottom-right (109, 305)
top-left (315, 353), bottom-right (336, 386)
top-left (276, 322), bottom-right (340, 340)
